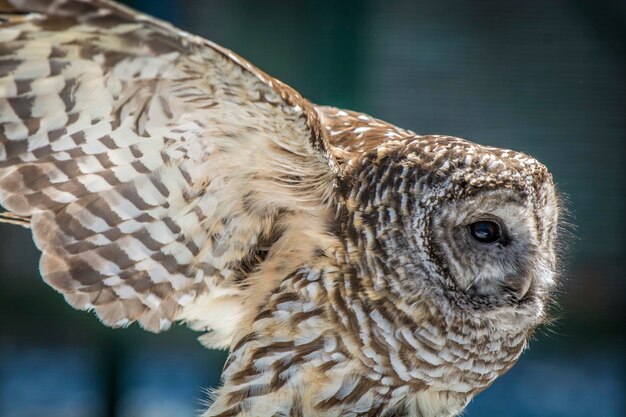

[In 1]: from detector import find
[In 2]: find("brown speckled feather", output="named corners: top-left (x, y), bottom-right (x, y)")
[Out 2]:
top-left (317, 106), bottom-right (415, 153)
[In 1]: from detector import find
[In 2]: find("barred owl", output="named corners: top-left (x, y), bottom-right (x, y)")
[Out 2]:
top-left (0, 1), bottom-right (561, 416)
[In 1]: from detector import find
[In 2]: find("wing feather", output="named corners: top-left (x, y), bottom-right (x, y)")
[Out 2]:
top-left (316, 105), bottom-right (415, 155)
top-left (0, 0), bottom-right (338, 333)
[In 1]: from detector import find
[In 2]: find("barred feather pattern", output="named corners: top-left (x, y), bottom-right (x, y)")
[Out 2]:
top-left (0, 0), bottom-right (336, 333)
top-left (0, 1), bottom-right (562, 417)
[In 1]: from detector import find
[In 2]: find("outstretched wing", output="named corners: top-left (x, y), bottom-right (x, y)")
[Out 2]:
top-left (0, 0), bottom-right (338, 333)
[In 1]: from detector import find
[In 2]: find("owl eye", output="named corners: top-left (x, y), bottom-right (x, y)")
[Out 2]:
top-left (468, 220), bottom-right (502, 244)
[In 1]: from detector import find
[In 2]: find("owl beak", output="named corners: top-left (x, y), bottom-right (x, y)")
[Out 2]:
top-left (501, 274), bottom-right (533, 301)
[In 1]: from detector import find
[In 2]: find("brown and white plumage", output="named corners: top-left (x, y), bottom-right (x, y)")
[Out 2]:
top-left (0, 1), bottom-right (562, 416)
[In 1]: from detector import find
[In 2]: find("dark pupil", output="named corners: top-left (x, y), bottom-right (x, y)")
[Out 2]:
top-left (469, 221), bottom-right (501, 243)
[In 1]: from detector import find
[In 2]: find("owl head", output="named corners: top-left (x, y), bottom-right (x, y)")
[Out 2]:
top-left (341, 135), bottom-right (560, 331)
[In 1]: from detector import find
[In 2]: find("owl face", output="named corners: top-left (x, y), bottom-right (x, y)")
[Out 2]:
top-left (427, 188), bottom-right (558, 317)
top-left (351, 135), bottom-right (559, 330)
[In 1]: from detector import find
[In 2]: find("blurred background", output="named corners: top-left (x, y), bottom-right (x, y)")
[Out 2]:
top-left (0, 0), bottom-right (624, 416)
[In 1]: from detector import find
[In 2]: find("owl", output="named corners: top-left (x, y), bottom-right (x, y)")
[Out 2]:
top-left (0, 1), bottom-right (561, 416)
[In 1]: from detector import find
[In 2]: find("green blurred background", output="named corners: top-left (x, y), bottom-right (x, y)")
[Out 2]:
top-left (0, 0), bottom-right (624, 416)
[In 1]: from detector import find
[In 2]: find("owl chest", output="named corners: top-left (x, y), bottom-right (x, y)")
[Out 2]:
top-left (208, 269), bottom-right (522, 417)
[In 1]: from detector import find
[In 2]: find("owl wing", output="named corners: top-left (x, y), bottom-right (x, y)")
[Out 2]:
top-left (315, 105), bottom-right (416, 155)
top-left (0, 0), bottom-right (338, 332)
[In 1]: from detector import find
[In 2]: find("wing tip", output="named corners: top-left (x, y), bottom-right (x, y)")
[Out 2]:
top-left (38, 251), bottom-right (169, 333)
top-left (0, 211), bottom-right (31, 228)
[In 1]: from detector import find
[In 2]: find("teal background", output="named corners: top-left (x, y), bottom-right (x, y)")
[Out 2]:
top-left (0, 1), bottom-right (624, 416)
